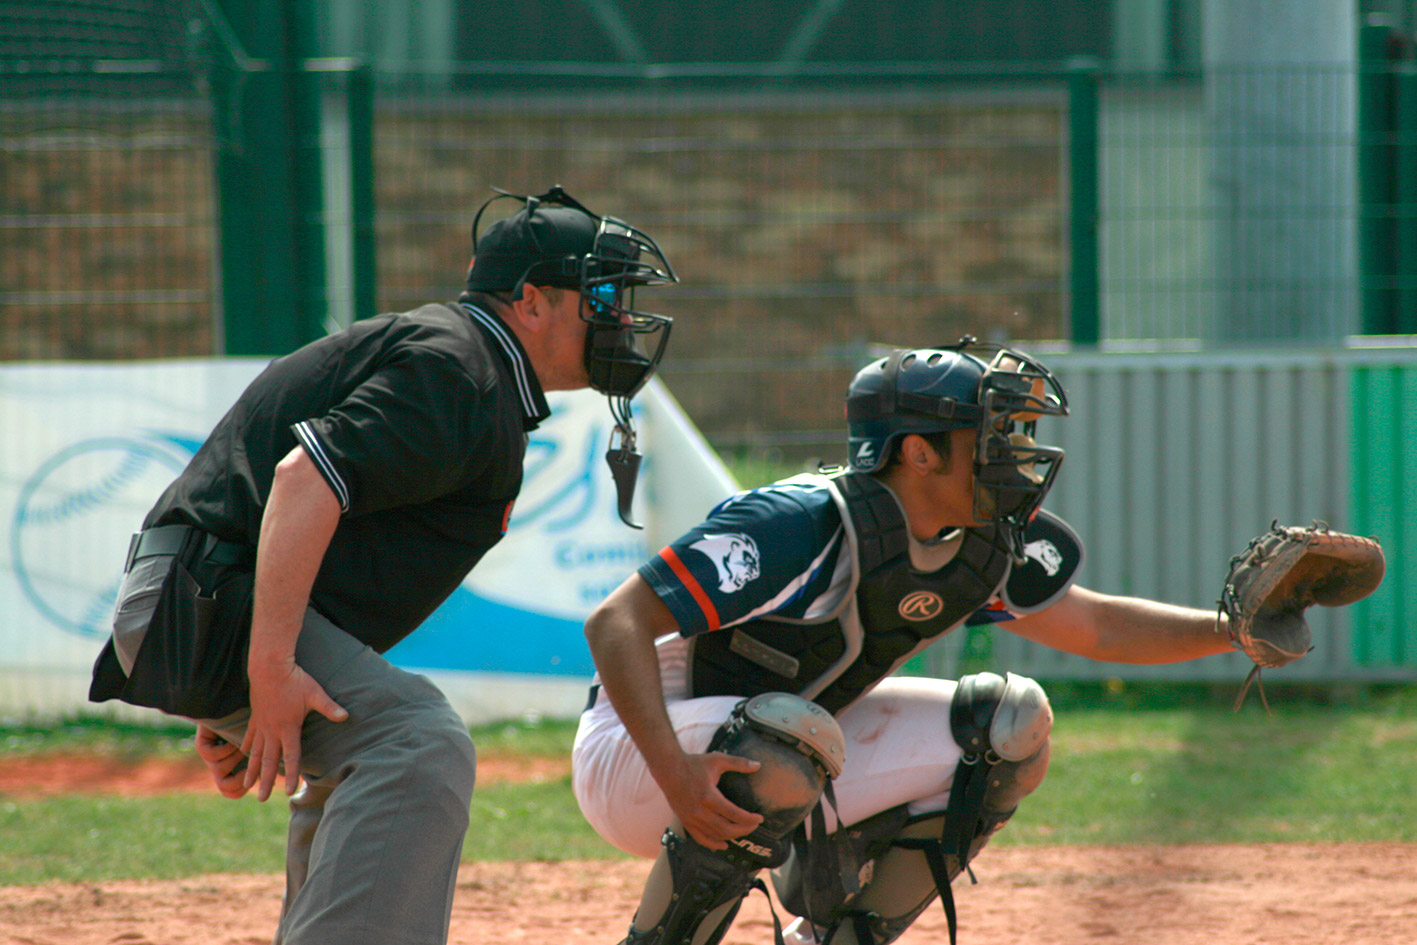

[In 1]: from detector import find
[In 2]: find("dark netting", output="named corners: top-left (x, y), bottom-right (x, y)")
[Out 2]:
top-left (1, 0), bottom-right (216, 359)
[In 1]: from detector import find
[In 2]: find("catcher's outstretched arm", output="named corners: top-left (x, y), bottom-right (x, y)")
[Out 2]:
top-left (1001, 585), bottom-right (1234, 664)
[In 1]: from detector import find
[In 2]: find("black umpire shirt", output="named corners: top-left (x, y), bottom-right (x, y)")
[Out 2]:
top-left (141, 300), bottom-right (550, 654)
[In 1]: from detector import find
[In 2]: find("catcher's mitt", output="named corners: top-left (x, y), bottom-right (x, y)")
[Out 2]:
top-left (1218, 522), bottom-right (1385, 710)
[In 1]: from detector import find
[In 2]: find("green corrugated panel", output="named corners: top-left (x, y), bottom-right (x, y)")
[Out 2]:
top-left (1349, 364), bottom-right (1417, 666)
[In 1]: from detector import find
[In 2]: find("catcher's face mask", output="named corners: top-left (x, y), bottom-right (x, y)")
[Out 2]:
top-left (968, 347), bottom-right (1068, 557)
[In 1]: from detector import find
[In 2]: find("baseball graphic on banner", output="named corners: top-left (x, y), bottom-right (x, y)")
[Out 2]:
top-left (11, 434), bottom-right (194, 639)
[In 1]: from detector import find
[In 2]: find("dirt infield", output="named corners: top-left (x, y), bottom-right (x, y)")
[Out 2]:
top-left (4, 756), bottom-right (1415, 944)
top-left (0, 751), bottom-right (569, 797)
top-left (5, 845), bottom-right (1416, 945)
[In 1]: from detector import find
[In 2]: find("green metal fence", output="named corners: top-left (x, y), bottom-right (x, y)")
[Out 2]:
top-left (5, 13), bottom-right (1417, 438)
top-left (6, 6), bottom-right (1417, 358)
top-left (8, 41), bottom-right (1416, 368)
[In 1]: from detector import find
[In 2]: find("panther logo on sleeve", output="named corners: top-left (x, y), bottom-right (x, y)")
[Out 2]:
top-left (1023, 538), bottom-right (1063, 576)
top-left (689, 533), bottom-right (762, 593)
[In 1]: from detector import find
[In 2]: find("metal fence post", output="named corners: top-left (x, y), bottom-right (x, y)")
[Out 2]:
top-left (210, 0), bottom-right (327, 356)
top-left (348, 63), bottom-right (377, 324)
top-left (291, 64), bottom-right (330, 345)
top-left (1357, 17), bottom-right (1397, 336)
top-left (1067, 57), bottom-right (1101, 347)
top-left (1396, 63), bottom-right (1417, 332)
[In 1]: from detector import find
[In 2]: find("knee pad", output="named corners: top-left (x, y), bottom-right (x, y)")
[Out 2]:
top-left (711, 692), bottom-right (845, 853)
top-left (621, 694), bottom-right (844, 945)
top-left (944, 672), bottom-right (1051, 854)
top-left (951, 671), bottom-right (1052, 764)
top-left (774, 675), bottom-right (1053, 945)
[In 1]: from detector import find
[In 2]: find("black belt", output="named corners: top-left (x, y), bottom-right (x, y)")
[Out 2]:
top-left (125, 524), bottom-right (254, 572)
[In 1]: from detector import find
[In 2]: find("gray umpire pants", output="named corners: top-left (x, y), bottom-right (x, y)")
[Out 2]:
top-left (113, 557), bottom-right (478, 945)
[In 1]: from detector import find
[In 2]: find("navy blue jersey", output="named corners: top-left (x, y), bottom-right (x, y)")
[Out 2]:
top-left (641, 476), bottom-right (849, 635)
top-left (641, 474), bottom-right (1076, 641)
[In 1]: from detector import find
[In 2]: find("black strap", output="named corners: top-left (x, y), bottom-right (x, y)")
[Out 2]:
top-left (822, 910), bottom-right (881, 945)
top-left (799, 779), bottom-right (850, 938)
top-left (125, 524), bottom-right (254, 572)
top-left (941, 756), bottom-right (994, 870)
top-left (125, 524), bottom-right (189, 566)
top-left (891, 834), bottom-right (965, 945)
top-left (749, 876), bottom-right (790, 945)
top-left (886, 757), bottom-right (995, 945)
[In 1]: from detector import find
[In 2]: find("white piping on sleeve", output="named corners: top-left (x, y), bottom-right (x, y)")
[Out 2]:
top-left (292, 421), bottom-right (351, 512)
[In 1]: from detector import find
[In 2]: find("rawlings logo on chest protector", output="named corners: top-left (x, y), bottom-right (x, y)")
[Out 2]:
top-left (898, 590), bottom-right (945, 621)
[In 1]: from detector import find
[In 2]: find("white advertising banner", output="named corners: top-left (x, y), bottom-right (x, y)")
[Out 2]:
top-left (0, 359), bottom-right (737, 722)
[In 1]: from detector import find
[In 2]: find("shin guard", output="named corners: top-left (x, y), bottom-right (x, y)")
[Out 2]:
top-left (620, 693), bottom-right (845, 945)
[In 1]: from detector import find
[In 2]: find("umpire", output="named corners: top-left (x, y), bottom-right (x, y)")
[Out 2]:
top-left (88, 185), bottom-right (678, 945)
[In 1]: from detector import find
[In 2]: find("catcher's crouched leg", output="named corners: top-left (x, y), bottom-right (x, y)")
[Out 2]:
top-left (772, 672), bottom-right (1051, 945)
top-left (620, 693), bottom-right (845, 945)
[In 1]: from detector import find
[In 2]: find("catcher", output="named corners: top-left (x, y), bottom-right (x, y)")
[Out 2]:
top-left (572, 340), bottom-right (1385, 945)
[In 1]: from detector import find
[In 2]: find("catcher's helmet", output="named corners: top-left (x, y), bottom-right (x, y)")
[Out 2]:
top-left (846, 339), bottom-right (1069, 556)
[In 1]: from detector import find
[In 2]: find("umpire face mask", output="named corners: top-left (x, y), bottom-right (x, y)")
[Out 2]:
top-left (480, 188), bottom-right (677, 530)
top-left (572, 218), bottom-right (676, 531)
top-left (581, 281), bottom-right (674, 401)
top-left (585, 282), bottom-right (674, 531)
top-left (470, 186), bottom-right (679, 529)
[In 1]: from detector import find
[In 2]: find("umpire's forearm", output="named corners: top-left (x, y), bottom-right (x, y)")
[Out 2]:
top-left (249, 447), bottom-right (341, 675)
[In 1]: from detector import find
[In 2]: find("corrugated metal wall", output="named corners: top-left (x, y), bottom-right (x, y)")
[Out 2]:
top-left (1349, 360), bottom-right (1417, 669)
top-left (927, 348), bottom-right (1417, 683)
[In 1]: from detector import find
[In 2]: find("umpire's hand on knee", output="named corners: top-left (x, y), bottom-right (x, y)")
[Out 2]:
top-left (194, 723), bottom-right (252, 800)
top-left (242, 661), bottom-right (348, 802)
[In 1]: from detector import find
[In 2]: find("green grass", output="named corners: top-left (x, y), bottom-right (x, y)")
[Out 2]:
top-left (0, 716), bottom-right (199, 759)
top-left (1008, 700), bottom-right (1417, 846)
top-left (3, 689), bottom-right (1415, 885)
top-left (716, 452), bottom-right (822, 489)
top-left (0, 779), bottom-right (617, 883)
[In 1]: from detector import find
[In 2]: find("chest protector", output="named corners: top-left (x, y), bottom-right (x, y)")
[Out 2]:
top-left (688, 473), bottom-right (1014, 715)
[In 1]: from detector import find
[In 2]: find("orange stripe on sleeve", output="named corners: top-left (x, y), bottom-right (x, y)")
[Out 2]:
top-left (659, 547), bottom-right (721, 632)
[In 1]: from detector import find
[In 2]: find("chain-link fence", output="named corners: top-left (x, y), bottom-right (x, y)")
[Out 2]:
top-left (1, 0), bottom-right (216, 359)
top-left (372, 79), bottom-right (1066, 466)
top-left (5, 3), bottom-right (1417, 465)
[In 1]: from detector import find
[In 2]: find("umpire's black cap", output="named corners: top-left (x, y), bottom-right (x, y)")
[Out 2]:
top-left (466, 204), bottom-right (605, 295)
